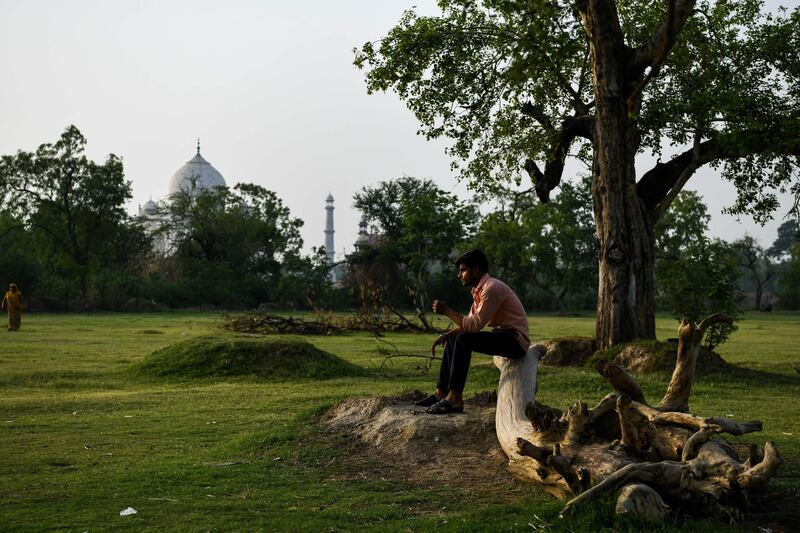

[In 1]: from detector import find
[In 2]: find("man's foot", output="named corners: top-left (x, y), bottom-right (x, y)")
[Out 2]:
top-left (425, 399), bottom-right (464, 415)
top-left (414, 394), bottom-right (439, 407)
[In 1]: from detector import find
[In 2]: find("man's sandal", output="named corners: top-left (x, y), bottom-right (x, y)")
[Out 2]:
top-left (425, 399), bottom-right (464, 415)
top-left (414, 394), bottom-right (439, 407)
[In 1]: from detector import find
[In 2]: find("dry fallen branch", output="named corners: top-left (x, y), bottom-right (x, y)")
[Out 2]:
top-left (223, 309), bottom-right (428, 336)
top-left (375, 335), bottom-right (437, 377)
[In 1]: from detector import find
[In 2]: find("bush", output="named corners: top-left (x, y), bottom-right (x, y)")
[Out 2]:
top-left (656, 238), bottom-right (743, 350)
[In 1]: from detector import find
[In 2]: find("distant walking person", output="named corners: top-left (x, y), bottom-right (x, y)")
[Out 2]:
top-left (416, 250), bottom-right (529, 414)
top-left (2, 283), bottom-right (24, 331)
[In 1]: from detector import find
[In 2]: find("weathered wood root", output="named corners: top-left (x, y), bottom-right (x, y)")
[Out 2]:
top-left (561, 440), bottom-right (783, 518)
top-left (493, 314), bottom-right (781, 523)
top-left (615, 483), bottom-right (670, 522)
top-left (657, 314), bottom-right (732, 412)
top-left (594, 360), bottom-right (645, 403)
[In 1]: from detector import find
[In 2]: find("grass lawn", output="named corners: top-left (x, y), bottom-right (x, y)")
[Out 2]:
top-left (1, 311), bottom-right (798, 532)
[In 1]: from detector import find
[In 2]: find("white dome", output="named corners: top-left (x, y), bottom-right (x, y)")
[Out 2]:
top-left (168, 152), bottom-right (226, 196)
top-left (142, 199), bottom-right (157, 214)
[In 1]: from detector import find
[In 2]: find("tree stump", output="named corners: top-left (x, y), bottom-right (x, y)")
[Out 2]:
top-left (495, 315), bottom-right (782, 521)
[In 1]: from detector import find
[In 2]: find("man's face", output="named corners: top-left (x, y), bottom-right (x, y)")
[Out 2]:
top-left (457, 264), bottom-right (481, 286)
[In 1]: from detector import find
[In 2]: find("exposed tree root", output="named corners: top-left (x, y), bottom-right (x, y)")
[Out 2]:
top-left (495, 315), bottom-right (782, 522)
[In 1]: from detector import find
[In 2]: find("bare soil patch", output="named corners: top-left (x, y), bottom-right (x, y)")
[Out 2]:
top-left (322, 391), bottom-right (534, 498)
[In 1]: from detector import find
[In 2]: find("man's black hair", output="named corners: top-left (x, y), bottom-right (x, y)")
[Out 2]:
top-left (455, 249), bottom-right (489, 274)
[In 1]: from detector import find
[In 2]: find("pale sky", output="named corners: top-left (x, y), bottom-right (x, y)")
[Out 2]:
top-left (1, 0), bottom-right (796, 258)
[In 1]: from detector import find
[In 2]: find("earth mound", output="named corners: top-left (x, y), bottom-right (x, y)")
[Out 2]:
top-left (323, 391), bottom-right (521, 489)
top-left (540, 336), bottom-right (596, 366)
top-left (591, 339), bottom-right (729, 374)
top-left (539, 337), bottom-right (730, 374)
top-left (133, 335), bottom-right (365, 379)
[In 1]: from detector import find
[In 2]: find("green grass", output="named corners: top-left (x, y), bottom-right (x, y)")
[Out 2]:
top-left (1, 311), bottom-right (798, 531)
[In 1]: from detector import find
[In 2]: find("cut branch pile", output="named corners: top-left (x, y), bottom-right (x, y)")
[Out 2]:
top-left (223, 308), bottom-right (427, 336)
top-left (496, 314), bottom-right (782, 522)
top-left (223, 313), bottom-right (344, 335)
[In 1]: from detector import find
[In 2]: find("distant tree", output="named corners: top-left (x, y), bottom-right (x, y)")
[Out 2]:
top-left (776, 243), bottom-right (800, 309)
top-left (356, 0), bottom-right (800, 348)
top-left (275, 247), bottom-right (333, 310)
top-left (159, 182), bottom-right (303, 306)
top-left (0, 210), bottom-right (39, 297)
top-left (652, 191), bottom-right (742, 347)
top-left (351, 176), bottom-right (476, 328)
top-left (768, 219), bottom-right (800, 261)
top-left (0, 125), bottom-right (139, 296)
top-left (734, 235), bottom-right (776, 311)
top-left (654, 190), bottom-right (711, 260)
top-left (657, 237), bottom-right (742, 350)
top-left (768, 219), bottom-right (800, 309)
top-left (471, 176), bottom-right (596, 310)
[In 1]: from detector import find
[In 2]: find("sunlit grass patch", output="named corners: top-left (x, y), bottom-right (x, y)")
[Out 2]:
top-left (0, 311), bottom-right (797, 531)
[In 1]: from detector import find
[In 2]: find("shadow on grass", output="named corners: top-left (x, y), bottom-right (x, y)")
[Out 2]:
top-left (703, 363), bottom-right (800, 390)
top-left (0, 370), bottom-right (125, 390)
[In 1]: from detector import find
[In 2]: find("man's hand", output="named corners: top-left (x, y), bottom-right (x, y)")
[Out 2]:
top-left (432, 299), bottom-right (451, 315)
top-left (431, 334), bottom-right (447, 356)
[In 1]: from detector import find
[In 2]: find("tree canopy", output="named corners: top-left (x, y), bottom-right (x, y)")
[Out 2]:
top-left (350, 176), bottom-right (476, 326)
top-left (356, 0), bottom-right (800, 346)
top-left (155, 182), bottom-right (307, 306)
top-left (0, 125), bottom-right (148, 295)
top-left (356, 0), bottom-right (799, 218)
top-left (471, 176), bottom-right (597, 310)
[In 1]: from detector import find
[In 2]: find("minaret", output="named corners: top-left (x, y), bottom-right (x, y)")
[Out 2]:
top-left (324, 193), bottom-right (335, 263)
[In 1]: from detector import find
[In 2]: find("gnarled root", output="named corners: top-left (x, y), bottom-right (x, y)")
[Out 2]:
top-left (615, 483), bottom-right (671, 522)
top-left (494, 315), bottom-right (781, 522)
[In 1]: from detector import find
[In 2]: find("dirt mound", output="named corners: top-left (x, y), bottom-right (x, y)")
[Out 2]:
top-left (593, 339), bottom-right (730, 374)
top-left (540, 337), bottom-right (596, 366)
top-left (323, 391), bottom-right (520, 488)
top-left (133, 335), bottom-right (365, 380)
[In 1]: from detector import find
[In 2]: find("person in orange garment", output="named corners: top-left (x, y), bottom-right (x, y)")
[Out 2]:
top-left (2, 283), bottom-right (24, 331)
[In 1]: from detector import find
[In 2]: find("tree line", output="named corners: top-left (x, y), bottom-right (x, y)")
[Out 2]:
top-left (1, 126), bottom-right (798, 337)
top-left (0, 126), bottom-right (331, 311)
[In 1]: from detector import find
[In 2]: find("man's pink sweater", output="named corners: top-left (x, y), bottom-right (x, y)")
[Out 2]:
top-left (460, 273), bottom-right (530, 351)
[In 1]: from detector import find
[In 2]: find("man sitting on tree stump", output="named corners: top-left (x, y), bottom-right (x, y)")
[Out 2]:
top-left (416, 250), bottom-right (530, 414)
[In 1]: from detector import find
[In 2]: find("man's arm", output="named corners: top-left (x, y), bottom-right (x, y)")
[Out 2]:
top-left (432, 299), bottom-right (464, 328)
top-left (430, 300), bottom-right (465, 355)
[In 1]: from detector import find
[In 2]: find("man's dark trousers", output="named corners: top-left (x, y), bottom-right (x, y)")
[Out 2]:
top-left (437, 331), bottom-right (526, 394)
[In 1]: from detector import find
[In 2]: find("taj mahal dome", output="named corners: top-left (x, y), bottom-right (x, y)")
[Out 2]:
top-left (137, 141), bottom-right (229, 254)
top-left (167, 144), bottom-right (227, 196)
top-left (138, 141), bottom-right (340, 273)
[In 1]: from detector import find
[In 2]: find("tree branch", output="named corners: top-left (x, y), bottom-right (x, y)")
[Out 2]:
top-left (650, 129), bottom-right (702, 221)
top-left (627, 0), bottom-right (697, 107)
top-left (523, 115), bottom-right (594, 203)
top-left (637, 124), bottom-right (800, 215)
top-left (521, 102), bottom-right (555, 133)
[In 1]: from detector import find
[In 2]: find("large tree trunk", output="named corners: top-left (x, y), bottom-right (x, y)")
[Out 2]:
top-left (592, 136), bottom-right (656, 349)
top-left (587, 0), bottom-right (656, 349)
top-left (494, 315), bottom-right (781, 522)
